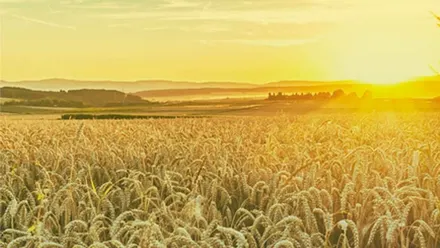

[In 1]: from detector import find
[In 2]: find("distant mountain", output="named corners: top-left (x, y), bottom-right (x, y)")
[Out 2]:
top-left (264, 80), bottom-right (358, 87)
top-left (0, 78), bottom-right (366, 94)
top-left (0, 79), bottom-right (258, 92)
top-left (134, 77), bottom-right (440, 100)
top-left (2, 76), bottom-right (440, 101)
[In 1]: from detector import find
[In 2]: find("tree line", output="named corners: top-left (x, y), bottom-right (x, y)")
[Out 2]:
top-left (267, 89), bottom-right (373, 101)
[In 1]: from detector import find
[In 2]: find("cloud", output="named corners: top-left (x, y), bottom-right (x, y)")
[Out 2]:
top-left (9, 14), bottom-right (76, 30)
top-left (205, 38), bottom-right (318, 47)
top-left (94, 0), bottom-right (440, 25)
top-left (142, 24), bottom-right (229, 33)
top-left (47, 5), bottom-right (63, 14)
top-left (143, 27), bottom-right (169, 31)
top-left (0, 0), bottom-right (43, 2)
top-left (179, 25), bottom-right (229, 33)
top-left (59, 0), bottom-right (84, 4)
top-left (107, 23), bottom-right (131, 28)
top-left (159, 0), bottom-right (202, 9)
top-left (61, 1), bottom-right (138, 10)
top-left (97, 7), bottom-right (341, 24)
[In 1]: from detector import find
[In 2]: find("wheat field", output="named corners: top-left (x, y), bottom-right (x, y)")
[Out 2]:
top-left (1, 113), bottom-right (440, 248)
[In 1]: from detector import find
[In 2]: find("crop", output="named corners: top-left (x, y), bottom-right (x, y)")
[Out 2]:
top-left (1, 113), bottom-right (440, 247)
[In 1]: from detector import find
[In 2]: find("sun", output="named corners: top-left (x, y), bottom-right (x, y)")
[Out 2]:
top-left (355, 72), bottom-right (411, 85)
top-left (329, 16), bottom-right (440, 85)
top-left (335, 50), bottom-right (436, 85)
top-left (334, 37), bottom-right (432, 85)
top-left (353, 66), bottom-right (417, 85)
top-left (335, 53), bottom-right (427, 85)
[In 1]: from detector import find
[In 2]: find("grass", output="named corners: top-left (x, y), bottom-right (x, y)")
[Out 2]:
top-left (0, 105), bottom-right (59, 114)
top-left (1, 113), bottom-right (440, 247)
top-left (0, 98), bottom-right (20, 104)
top-left (3, 98), bottom-right (440, 118)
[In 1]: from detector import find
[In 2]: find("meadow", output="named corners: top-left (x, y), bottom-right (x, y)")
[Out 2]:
top-left (1, 113), bottom-right (440, 247)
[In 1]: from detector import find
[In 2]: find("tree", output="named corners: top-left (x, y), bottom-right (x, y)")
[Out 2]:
top-left (347, 92), bottom-right (359, 100)
top-left (361, 90), bottom-right (373, 101)
top-left (331, 89), bottom-right (345, 99)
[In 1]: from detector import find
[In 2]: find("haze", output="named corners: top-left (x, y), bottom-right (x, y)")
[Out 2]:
top-left (1, 0), bottom-right (440, 84)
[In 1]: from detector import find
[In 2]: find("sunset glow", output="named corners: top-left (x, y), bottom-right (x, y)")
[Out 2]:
top-left (4, 3), bottom-right (440, 248)
top-left (0, 0), bottom-right (440, 83)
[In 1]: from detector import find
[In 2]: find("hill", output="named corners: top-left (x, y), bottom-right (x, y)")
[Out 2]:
top-left (0, 87), bottom-right (148, 107)
top-left (2, 76), bottom-right (440, 101)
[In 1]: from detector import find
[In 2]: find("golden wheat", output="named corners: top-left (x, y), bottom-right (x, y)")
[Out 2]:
top-left (1, 113), bottom-right (440, 247)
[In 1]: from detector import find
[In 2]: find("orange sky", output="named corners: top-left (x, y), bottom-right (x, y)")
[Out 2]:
top-left (1, 0), bottom-right (440, 84)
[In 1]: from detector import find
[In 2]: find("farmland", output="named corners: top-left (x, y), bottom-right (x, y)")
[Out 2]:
top-left (1, 113), bottom-right (440, 247)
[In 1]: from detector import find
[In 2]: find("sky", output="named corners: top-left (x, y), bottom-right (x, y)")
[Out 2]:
top-left (1, 0), bottom-right (440, 84)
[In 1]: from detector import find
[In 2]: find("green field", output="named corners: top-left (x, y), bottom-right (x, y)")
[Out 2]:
top-left (0, 98), bottom-right (19, 104)
top-left (0, 100), bottom-right (263, 118)
top-left (2, 98), bottom-right (440, 121)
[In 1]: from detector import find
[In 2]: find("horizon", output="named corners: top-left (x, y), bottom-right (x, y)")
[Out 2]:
top-left (1, 0), bottom-right (440, 84)
top-left (0, 74), bottom-right (437, 85)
